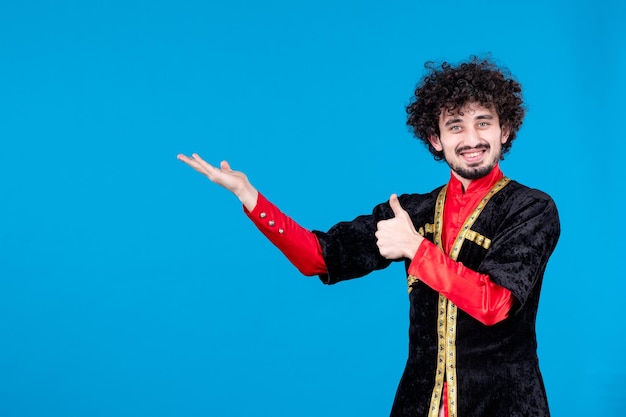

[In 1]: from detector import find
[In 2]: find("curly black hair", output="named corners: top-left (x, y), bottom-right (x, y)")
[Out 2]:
top-left (406, 56), bottom-right (525, 161)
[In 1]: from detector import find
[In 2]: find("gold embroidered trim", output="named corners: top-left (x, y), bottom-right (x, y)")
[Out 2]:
top-left (407, 275), bottom-right (419, 291)
top-left (409, 224), bottom-right (436, 292)
top-left (446, 302), bottom-right (458, 417)
top-left (464, 229), bottom-right (491, 249)
top-left (418, 223), bottom-right (434, 238)
top-left (428, 293), bottom-right (449, 417)
top-left (427, 186), bottom-right (449, 417)
top-left (426, 177), bottom-right (510, 417)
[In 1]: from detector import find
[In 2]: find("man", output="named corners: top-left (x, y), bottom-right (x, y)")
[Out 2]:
top-left (178, 57), bottom-right (560, 417)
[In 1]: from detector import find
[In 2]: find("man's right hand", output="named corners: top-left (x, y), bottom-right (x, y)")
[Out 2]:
top-left (177, 153), bottom-right (259, 211)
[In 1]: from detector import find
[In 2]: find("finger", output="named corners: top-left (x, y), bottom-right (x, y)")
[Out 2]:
top-left (178, 154), bottom-right (203, 170)
top-left (389, 193), bottom-right (406, 217)
top-left (178, 153), bottom-right (217, 178)
top-left (178, 153), bottom-right (206, 170)
top-left (193, 156), bottom-right (221, 176)
top-left (191, 153), bottom-right (215, 169)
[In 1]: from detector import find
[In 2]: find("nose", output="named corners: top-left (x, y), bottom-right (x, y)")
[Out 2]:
top-left (465, 126), bottom-right (481, 146)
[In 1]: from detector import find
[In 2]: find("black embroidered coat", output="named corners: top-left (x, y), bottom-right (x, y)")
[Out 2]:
top-left (312, 180), bottom-right (560, 417)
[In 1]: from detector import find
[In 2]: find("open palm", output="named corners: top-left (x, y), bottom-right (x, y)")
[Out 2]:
top-left (177, 153), bottom-right (258, 210)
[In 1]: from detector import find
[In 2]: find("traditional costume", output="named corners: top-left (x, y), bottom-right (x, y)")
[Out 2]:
top-left (245, 165), bottom-right (560, 417)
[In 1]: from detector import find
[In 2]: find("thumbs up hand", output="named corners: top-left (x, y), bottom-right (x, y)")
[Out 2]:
top-left (375, 194), bottom-right (424, 260)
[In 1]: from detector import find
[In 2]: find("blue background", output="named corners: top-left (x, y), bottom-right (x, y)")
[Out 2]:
top-left (1, 0), bottom-right (624, 416)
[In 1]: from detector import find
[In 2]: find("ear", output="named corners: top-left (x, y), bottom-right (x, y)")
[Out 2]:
top-left (428, 134), bottom-right (442, 151)
top-left (501, 126), bottom-right (511, 144)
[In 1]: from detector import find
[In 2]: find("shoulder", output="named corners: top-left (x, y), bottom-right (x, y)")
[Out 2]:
top-left (497, 180), bottom-right (558, 211)
top-left (399, 185), bottom-right (444, 208)
top-left (490, 181), bottom-right (560, 236)
top-left (370, 186), bottom-right (444, 221)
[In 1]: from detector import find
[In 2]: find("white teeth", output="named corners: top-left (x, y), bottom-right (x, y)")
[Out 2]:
top-left (465, 151), bottom-right (482, 157)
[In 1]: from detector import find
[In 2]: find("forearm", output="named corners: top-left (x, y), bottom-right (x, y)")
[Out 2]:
top-left (408, 241), bottom-right (514, 325)
top-left (244, 193), bottom-right (327, 276)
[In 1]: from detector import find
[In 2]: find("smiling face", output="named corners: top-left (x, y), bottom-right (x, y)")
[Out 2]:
top-left (429, 102), bottom-right (510, 189)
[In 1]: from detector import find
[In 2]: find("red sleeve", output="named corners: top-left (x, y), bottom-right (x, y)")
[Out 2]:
top-left (244, 193), bottom-right (327, 276)
top-left (408, 240), bottom-right (514, 325)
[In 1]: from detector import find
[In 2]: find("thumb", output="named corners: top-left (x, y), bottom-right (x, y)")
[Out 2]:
top-left (389, 193), bottom-right (406, 217)
top-left (220, 160), bottom-right (233, 172)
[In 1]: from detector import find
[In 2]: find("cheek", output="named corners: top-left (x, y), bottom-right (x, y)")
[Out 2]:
top-left (436, 136), bottom-right (459, 153)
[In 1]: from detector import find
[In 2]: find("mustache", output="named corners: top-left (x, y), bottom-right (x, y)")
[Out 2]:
top-left (456, 144), bottom-right (490, 154)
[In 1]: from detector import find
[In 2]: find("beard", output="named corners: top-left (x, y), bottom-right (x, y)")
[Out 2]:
top-left (443, 144), bottom-right (501, 180)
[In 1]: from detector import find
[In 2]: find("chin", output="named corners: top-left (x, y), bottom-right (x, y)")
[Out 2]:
top-left (454, 163), bottom-right (494, 180)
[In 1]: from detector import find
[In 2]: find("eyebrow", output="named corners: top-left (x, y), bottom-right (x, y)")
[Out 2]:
top-left (444, 113), bottom-right (495, 127)
top-left (444, 118), bottom-right (463, 127)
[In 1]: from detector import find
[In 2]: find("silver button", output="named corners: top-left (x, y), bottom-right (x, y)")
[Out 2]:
top-left (278, 228), bottom-right (284, 234)
top-left (268, 220), bottom-right (275, 227)
top-left (260, 212), bottom-right (267, 219)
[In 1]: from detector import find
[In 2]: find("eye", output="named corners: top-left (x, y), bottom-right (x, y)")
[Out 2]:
top-left (449, 125), bottom-right (462, 132)
top-left (477, 121), bottom-right (490, 127)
